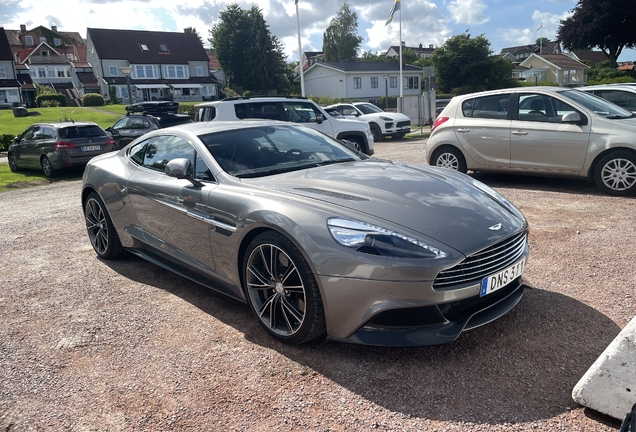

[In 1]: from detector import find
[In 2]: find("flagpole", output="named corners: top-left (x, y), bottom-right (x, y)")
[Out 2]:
top-left (296, 0), bottom-right (305, 96)
top-left (398, 2), bottom-right (403, 112)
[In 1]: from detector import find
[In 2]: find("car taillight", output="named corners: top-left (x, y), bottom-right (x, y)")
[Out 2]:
top-left (54, 141), bottom-right (75, 150)
top-left (106, 137), bottom-right (115, 146)
top-left (430, 116), bottom-right (449, 133)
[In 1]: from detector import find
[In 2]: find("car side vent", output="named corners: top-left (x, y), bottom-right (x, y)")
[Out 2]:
top-left (294, 188), bottom-right (369, 201)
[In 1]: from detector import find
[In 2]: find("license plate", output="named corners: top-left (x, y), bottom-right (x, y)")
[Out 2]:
top-left (82, 145), bottom-right (101, 152)
top-left (480, 258), bottom-right (526, 296)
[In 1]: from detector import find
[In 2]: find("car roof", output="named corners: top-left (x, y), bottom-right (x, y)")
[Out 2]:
top-left (581, 84), bottom-right (636, 92)
top-left (162, 119), bottom-right (293, 135)
top-left (31, 121), bottom-right (100, 128)
top-left (196, 96), bottom-right (311, 107)
top-left (451, 86), bottom-right (571, 100)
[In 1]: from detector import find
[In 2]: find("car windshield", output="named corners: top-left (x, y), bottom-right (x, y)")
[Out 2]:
top-left (560, 90), bottom-right (634, 119)
top-left (199, 125), bottom-right (361, 178)
top-left (356, 103), bottom-right (384, 114)
top-left (59, 125), bottom-right (108, 139)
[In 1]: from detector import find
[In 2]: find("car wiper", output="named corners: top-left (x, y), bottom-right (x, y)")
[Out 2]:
top-left (606, 114), bottom-right (635, 119)
top-left (306, 158), bottom-right (356, 168)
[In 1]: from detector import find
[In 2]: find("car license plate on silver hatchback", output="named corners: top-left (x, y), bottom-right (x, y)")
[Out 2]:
top-left (480, 258), bottom-right (525, 296)
top-left (82, 145), bottom-right (101, 152)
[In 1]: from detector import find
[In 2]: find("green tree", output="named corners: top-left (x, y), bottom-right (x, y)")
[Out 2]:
top-left (557, 0), bottom-right (636, 68)
top-left (432, 32), bottom-right (512, 94)
top-left (184, 27), bottom-right (203, 46)
top-left (535, 37), bottom-right (550, 46)
top-left (322, 2), bottom-right (363, 62)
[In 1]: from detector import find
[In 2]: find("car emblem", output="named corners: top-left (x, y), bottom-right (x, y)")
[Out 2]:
top-left (489, 223), bottom-right (502, 231)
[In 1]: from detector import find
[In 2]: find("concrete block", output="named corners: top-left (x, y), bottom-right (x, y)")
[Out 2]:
top-left (572, 315), bottom-right (636, 420)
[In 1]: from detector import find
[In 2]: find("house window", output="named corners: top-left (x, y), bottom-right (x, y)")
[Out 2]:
top-left (403, 77), bottom-right (419, 89)
top-left (54, 38), bottom-right (60, 46)
top-left (134, 65), bottom-right (158, 79)
top-left (25, 36), bottom-right (33, 45)
top-left (47, 68), bottom-right (55, 78)
top-left (57, 69), bottom-right (65, 78)
top-left (163, 65), bottom-right (189, 79)
top-left (140, 44), bottom-right (149, 51)
top-left (0, 68), bottom-right (6, 79)
top-left (354, 77), bottom-right (362, 89)
top-left (196, 66), bottom-right (204, 76)
top-left (38, 67), bottom-right (46, 77)
top-left (390, 76), bottom-right (397, 88)
top-left (371, 77), bottom-right (378, 88)
top-left (40, 37), bottom-right (46, 43)
top-left (109, 66), bottom-right (119, 76)
top-left (159, 44), bottom-right (169, 52)
top-left (41, 51), bottom-right (48, 57)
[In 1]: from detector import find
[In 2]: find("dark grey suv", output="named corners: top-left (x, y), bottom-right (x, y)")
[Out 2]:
top-left (8, 122), bottom-right (115, 177)
top-left (106, 102), bottom-right (193, 149)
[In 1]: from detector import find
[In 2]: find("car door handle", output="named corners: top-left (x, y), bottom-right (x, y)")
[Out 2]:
top-left (512, 130), bottom-right (528, 136)
top-left (456, 128), bottom-right (470, 133)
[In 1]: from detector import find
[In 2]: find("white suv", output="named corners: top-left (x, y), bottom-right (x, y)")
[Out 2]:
top-left (324, 102), bottom-right (411, 142)
top-left (194, 97), bottom-right (375, 155)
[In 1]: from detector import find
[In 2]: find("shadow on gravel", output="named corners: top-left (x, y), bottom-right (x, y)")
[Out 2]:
top-left (105, 256), bottom-right (621, 426)
top-left (469, 171), bottom-right (603, 196)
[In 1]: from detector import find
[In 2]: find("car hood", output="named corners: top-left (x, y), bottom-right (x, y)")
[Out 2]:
top-left (247, 160), bottom-right (526, 255)
top-left (361, 112), bottom-right (410, 122)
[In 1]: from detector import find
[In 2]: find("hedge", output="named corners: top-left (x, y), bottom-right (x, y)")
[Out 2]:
top-left (82, 93), bottom-right (105, 107)
top-left (1, 134), bottom-right (16, 151)
top-left (36, 94), bottom-right (67, 107)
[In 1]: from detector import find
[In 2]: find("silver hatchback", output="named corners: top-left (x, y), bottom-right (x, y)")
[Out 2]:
top-left (427, 87), bottom-right (636, 196)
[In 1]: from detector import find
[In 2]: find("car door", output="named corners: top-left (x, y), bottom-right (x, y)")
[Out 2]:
top-left (509, 93), bottom-right (591, 172)
top-left (126, 134), bottom-right (218, 273)
top-left (108, 118), bottom-right (129, 149)
top-left (452, 93), bottom-right (512, 168)
top-left (13, 126), bottom-right (40, 168)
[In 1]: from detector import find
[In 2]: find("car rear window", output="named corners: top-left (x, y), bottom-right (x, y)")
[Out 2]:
top-left (59, 125), bottom-right (107, 139)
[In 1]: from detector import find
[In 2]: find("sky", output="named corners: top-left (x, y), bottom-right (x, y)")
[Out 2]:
top-left (1, 0), bottom-right (635, 63)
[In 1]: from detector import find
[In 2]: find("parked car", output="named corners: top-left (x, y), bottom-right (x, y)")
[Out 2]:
top-left (324, 102), bottom-right (411, 142)
top-left (194, 97), bottom-right (374, 155)
top-left (427, 87), bottom-right (636, 196)
top-left (81, 120), bottom-right (529, 347)
top-left (580, 84), bottom-right (636, 113)
top-left (8, 122), bottom-right (115, 177)
top-left (436, 98), bottom-right (451, 117)
top-left (106, 102), bottom-right (193, 149)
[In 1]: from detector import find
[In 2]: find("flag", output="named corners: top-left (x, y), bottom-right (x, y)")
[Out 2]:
top-left (536, 23), bottom-right (543, 32)
top-left (385, 0), bottom-right (401, 26)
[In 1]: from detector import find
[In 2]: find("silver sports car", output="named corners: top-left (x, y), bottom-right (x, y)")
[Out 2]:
top-left (81, 121), bottom-right (529, 347)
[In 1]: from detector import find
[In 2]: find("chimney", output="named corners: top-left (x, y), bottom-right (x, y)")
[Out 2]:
top-left (401, 41), bottom-right (406, 47)
top-left (429, 44), bottom-right (434, 49)
top-left (419, 43), bottom-right (423, 49)
top-left (20, 24), bottom-right (26, 33)
top-left (51, 25), bottom-right (58, 33)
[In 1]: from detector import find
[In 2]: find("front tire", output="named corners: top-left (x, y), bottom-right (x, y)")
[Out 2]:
top-left (432, 146), bottom-right (468, 174)
top-left (7, 153), bottom-right (20, 172)
top-left (243, 231), bottom-right (325, 345)
top-left (594, 151), bottom-right (636, 196)
top-left (370, 123), bottom-right (383, 142)
top-left (84, 192), bottom-right (126, 259)
top-left (41, 156), bottom-right (57, 178)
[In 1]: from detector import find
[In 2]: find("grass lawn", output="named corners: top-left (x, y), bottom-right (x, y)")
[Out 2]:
top-left (0, 107), bottom-right (122, 137)
top-left (0, 162), bottom-right (83, 193)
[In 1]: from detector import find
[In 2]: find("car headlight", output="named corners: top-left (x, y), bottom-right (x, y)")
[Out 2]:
top-left (327, 218), bottom-right (448, 259)
top-left (471, 179), bottom-right (526, 221)
top-left (379, 116), bottom-right (393, 121)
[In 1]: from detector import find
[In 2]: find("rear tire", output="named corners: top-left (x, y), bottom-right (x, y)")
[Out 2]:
top-left (41, 156), bottom-right (57, 178)
top-left (432, 146), bottom-right (467, 174)
top-left (594, 151), bottom-right (636, 196)
top-left (84, 192), bottom-right (126, 259)
top-left (243, 231), bottom-right (326, 345)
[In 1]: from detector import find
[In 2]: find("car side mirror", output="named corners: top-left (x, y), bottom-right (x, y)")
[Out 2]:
top-left (316, 114), bottom-right (324, 124)
top-left (165, 158), bottom-right (204, 187)
top-left (13, 136), bottom-right (19, 143)
top-left (562, 112), bottom-right (582, 124)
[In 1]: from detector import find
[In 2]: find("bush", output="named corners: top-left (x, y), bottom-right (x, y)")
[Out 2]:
top-left (82, 93), bottom-right (105, 107)
top-left (177, 104), bottom-right (196, 118)
top-left (0, 134), bottom-right (16, 151)
top-left (40, 100), bottom-right (61, 108)
top-left (36, 94), bottom-right (67, 107)
top-left (307, 95), bottom-right (350, 107)
top-left (108, 86), bottom-right (117, 105)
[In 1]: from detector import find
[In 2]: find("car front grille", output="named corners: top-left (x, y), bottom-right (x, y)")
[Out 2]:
top-left (397, 121), bottom-right (411, 128)
top-left (433, 231), bottom-right (527, 289)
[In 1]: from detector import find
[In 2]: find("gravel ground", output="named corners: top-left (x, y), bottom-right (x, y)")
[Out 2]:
top-left (0, 139), bottom-right (634, 431)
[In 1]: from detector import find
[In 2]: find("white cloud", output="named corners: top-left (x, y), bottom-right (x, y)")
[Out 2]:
top-left (447, 0), bottom-right (489, 25)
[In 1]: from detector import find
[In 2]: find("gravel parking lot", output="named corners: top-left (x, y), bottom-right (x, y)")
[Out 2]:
top-left (1, 138), bottom-right (634, 431)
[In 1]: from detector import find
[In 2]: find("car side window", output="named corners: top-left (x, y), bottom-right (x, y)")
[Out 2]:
top-left (41, 127), bottom-right (56, 139)
top-left (20, 127), bottom-right (39, 141)
top-left (26, 126), bottom-right (42, 140)
top-left (112, 118), bottom-right (129, 130)
top-left (194, 153), bottom-right (214, 182)
top-left (129, 139), bottom-right (149, 165)
top-left (129, 117), bottom-right (146, 129)
top-left (462, 94), bottom-right (509, 119)
top-left (281, 102), bottom-right (320, 123)
top-left (596, 90), bottom-right (636, 112)
top-left (341, 106), bottom-right (358, 116)
top-left (518, 94), bottom-right (577, 123)
top-left (141, 135), bottom-right (196, 174)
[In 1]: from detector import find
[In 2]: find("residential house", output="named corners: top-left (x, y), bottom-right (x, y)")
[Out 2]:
top-left (386, 43), bottom-right (435, 59)
top-left (4, 24), bottom-right (86, 63)
top-left (618, 62), bottom-right (634, 72)
top-left (500, 41), bottom-right (561, 62)
top-left (14, 63), bottom-right (35, 106)
top-left (300, 51), bottom-right (323, 71)
top-left (0, 27), bottom-right (21, 105)
top-left (87, 28), bottom-right (217, 103)
top-left (568, 50), bottom-right (609, 67)
top-left (207, 53), bottom-right (225, 90)
top-left (300, 61), bottom-right (425, 101)
top-left (518, 53), bottom-right (589, 86)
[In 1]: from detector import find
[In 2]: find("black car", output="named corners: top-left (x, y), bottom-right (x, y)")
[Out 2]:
top-left (106, 102), bottom-right (193, 149)
top-left (8, 122), bottom-right (115, 177)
